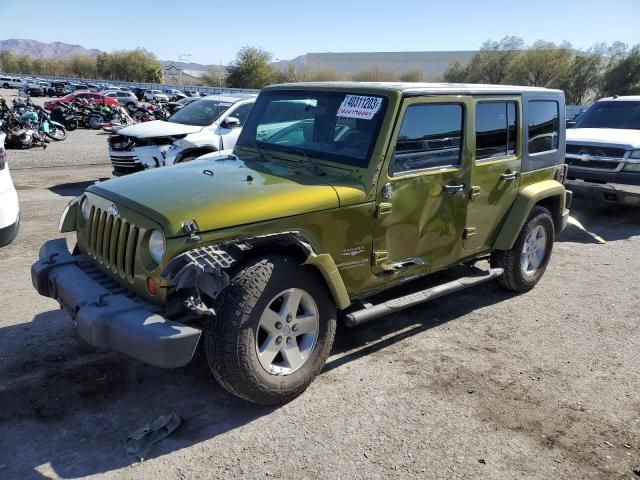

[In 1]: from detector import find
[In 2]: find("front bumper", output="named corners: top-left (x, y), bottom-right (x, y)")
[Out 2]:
top-left (567, 167), bottom-right (640, 205)
top-left (31, 238), bottom-right (201, 368)
top-left (0, 212), bottom-right (20, 247)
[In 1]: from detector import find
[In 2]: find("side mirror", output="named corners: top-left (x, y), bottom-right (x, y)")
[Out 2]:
top-left (222, 117), bottom-right (241, 129)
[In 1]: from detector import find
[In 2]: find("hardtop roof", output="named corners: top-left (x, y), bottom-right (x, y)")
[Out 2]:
top-left (266, 81), bottom-right (563, 96)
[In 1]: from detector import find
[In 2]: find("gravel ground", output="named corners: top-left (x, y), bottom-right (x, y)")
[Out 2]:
top-left (0, 90), bottom-right (639, 479)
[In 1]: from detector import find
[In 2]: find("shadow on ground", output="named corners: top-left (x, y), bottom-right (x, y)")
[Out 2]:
top-left (0, 266), bottom-right (515, 479)
top-left (557, 196), bottom-right (640, 244)
top-left (48, 179), bottom-right (110, 197)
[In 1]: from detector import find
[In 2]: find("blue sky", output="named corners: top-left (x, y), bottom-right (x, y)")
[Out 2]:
top-left (1, 0), bottom-right (638, 64)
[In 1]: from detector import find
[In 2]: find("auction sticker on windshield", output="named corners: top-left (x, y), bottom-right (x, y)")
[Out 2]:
top-left (337, 95), bottom-right (383, 120)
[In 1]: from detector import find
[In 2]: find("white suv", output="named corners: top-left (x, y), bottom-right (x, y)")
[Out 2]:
top-left (143, 90), bottom-right (170, 103)
top-left (0, 133), bottom-right (20, 247)
top-left (108, 94), bottom-right (256, 175)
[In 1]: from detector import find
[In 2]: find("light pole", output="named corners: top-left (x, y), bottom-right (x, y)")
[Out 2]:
top-left (177, 53), bottom-right (191, 86)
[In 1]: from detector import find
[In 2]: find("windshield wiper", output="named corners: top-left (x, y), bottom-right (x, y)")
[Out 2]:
top-left (291, 148), bottom-right (326, 176)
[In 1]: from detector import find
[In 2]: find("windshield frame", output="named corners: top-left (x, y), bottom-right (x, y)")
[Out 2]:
top-left (236, 89), bottom-right (389, 169)
top-left (574, 100), bottom-right (640, 130)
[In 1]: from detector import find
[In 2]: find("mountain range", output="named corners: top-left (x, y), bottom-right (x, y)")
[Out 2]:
top-left (0, 38), bottom-right (213, 72)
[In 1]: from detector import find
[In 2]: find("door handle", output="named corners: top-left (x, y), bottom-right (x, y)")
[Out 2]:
top-left (500, 172), bottom-right (519, 181)
top-left (442, 184), bottom-right (465, 194)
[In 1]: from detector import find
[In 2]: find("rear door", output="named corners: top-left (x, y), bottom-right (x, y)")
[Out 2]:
top-left (463, 97), bottom-right (521, 251)
top-left (372, 96), bottom-right (473, 273)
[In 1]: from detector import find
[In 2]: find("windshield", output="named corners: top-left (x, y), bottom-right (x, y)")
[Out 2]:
top-left (168, 99), bottom-right (232, 126)
top-left (236, 90), bottom-right (388, 168)
top-left (575, 101), bottom-right (640, 130)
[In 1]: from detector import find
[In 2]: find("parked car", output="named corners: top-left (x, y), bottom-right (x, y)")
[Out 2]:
top-left (184, 90), bottom-right (200, 97)
top-left (143, 90), bottom-right (169, 103)
top-left (165, 96), bottom-right (199, 115)
top-left (565, 95), bottom-right (640, 205)
top-left (0, 76), bottom-right (25, 89)
top-left (163, 88), bottom-right (185, 101)
top-left (130, 87), bottom-right (146, 101)
top-left (103, 90), bottom-right (139, 108)
top-left (33, 82), bottom-right (570, 405)
top-left (47, 81), bottom-right (70, 97)
top-left (24, 83), bottom-right (45, 97)
top-left (0, 133), bottom-right (20, 247)
top-left (44, 91), bottom-right (119, 110)
top-left (108, 94), bottom-right (256, 175)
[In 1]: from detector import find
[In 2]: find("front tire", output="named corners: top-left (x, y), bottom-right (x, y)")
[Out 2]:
top-left (491, 205), bottom-right (555, 292)
top-left (205, 256), bottom-right (337, 405)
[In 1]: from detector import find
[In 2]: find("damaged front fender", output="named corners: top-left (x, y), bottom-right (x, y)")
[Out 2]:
top-left (162, 232), bottom-right (351, 311)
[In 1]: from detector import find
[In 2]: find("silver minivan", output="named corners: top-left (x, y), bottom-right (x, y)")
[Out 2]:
top-left (103, 90), bottom-right (138, 108)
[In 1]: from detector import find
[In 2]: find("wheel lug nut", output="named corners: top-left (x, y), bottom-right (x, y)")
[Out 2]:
top-left (275, 321), bottom-right (282, 330)
top-left (275, 336), bottom-right (282, 345)
top-left (286, 314), bottom-right (292, 323)
top-left (292, 324), bottom-right (299, 332)
top-left (286, 337), bottom-right (292, 345)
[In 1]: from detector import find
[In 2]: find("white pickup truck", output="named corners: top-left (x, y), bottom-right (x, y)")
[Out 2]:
top-left (0, 76), bottom-right (26, 89)
top-left (565, 96), bottom-right (640, 205)
top-left (0, 133), bottom-right (20, 247)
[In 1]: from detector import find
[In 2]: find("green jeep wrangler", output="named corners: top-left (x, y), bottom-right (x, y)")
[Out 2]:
top-left (32, 82), bottom-right (571, 404)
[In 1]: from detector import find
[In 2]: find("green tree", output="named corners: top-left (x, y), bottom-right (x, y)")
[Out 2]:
top-left (351, 66), bottom-right (398, 82)
top-left (561, 45), bottom-right (605, 104)
top-left (443, 60), bottom-right (469, 82)
top-left (226, 47), bottom-right (276, 89)
top-left (509, 41), bottom-right (573, 88)
top-left (201, 66), bottom-right (227, 87)
top-left (399, 67), bottom-right (424, 82)
top-left (600, 44), bottom-right (640, 96)
top-left (0, 50), bottom-right (16, 72)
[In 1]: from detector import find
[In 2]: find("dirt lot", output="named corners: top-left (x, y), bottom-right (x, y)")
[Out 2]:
top-left (0, 89), bottom-right (639, 479)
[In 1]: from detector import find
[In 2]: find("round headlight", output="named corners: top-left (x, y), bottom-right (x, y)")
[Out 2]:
top-left (148, 229), bottom-right (165, 265)
top-left (81, 197), bottom-right (91, 221)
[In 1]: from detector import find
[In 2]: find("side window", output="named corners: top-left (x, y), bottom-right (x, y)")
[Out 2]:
top-left (229, 103), bottom-right (253, 126)
top-left (475, 101), bottom-right (518, 160)
top-left (528, 101), bottom-right (559, 154)
top-left (391, 103), bottom-right (463, 174)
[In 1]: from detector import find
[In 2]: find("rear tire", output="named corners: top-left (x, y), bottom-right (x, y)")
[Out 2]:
top-left (205, 256), bottom-right (337, 405)
top-left (491, 206), bottom-right (555, 292)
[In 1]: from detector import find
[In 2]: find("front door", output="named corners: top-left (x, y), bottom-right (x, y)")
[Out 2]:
top-left (464, 98), bottom-right (522, 251)
top-left (372, 96), bottom-right (473, 274)
top-left (217, 102), bottom-right (254, 150)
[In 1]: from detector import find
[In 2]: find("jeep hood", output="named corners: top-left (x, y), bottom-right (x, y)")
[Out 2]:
top-left (116, 120), bottom-right (202, 138)
top-left (88, 156), bottom-right (356, 237)
top-left (567, 128), bottom-right (640, 149)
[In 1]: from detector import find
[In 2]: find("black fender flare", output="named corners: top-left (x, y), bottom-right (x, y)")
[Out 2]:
top-left (161, 232), bottom-right (350, 311)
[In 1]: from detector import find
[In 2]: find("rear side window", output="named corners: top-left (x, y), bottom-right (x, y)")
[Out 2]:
top-left (528, 101), bottom-right (559, 154)
top-left (391, 103), bottom-right (463, 174)
top-left (475, 102), bottom-right (518, 160)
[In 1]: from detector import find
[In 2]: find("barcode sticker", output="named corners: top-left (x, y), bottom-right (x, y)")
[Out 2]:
top-left (337, 95), bottom-right (382, 120)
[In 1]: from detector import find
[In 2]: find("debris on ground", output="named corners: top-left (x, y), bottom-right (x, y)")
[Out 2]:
top-left (124, 413), bottom-right (181, 461)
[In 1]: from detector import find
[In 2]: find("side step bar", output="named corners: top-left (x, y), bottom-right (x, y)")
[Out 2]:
top-left (344, 267), bottom-right (504, 327)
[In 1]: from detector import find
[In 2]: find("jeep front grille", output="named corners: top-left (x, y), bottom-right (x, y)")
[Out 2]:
top-left (85, 206), bottom-right (139, 281)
